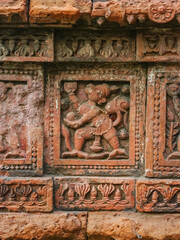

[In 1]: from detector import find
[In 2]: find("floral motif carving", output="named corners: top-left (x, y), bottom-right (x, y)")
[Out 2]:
top-left (0, 30), bottom-right (53, 61)
top-left (0, 178), bottom-right (53, 212)
top-left (148, 4), bottom-right (175, 23)
top-left (55, 177), bottom-right (135, 210)
top-left (56, 32), bottom-right (135, 61)
top-left (137, 33), bottom-right (180, 61)
top-left (137, 180), bottom-right (180, 212)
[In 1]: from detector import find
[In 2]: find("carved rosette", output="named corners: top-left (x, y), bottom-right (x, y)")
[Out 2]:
top-left (148, 3), bottom-right (175, 23)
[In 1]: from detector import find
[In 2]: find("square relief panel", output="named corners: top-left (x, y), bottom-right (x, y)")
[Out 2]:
top-left (146, 66), bottom-right (180, 178)
top-left (0, 64), bottom-right (44, 176)
top-left (45, 64), bottom-right (146, 176)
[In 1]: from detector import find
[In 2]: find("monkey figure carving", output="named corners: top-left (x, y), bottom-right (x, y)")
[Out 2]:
top-left (61, 82), bottom-right (130, 160)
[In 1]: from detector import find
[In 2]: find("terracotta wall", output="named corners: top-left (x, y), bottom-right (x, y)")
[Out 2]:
top-left (0, 0), bottom-right (180, 240)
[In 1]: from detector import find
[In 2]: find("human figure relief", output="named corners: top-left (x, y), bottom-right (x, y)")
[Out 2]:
top-left (61, 82), bottom-right (130, 160)
top-left (0, 82), bottom-right (26, 159)
top-left (165, 81), bottom-right (180, 160)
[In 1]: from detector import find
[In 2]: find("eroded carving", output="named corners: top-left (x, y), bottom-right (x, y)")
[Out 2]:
top-left (56, 33), bottom-right (135, 61)
top-left (0, 30), bottom-right (53, 61)
top-left (0, 67), bottom-right (44, 175)
top-left (61, 81), bottom-right (130, 160)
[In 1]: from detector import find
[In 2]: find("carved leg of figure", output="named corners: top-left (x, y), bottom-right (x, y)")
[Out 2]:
top-left (103, 127), bottom-right (128, 159)
top-left (0, 134), bottom-right (6, 153)
top-left (90, 135), bottom-right (103, 152)
top-left (62, 127), bottom-right (94, 159)
top-left (123, 111), bottom-right (129, 130)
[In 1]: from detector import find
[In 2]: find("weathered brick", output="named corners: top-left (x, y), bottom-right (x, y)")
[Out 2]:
top-left (0, 0), bottom-right (27, 23)
top-left (29, 0), bottom-right (92, 24)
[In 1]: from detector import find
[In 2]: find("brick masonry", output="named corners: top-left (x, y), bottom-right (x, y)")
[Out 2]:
top-left (0, 0), bottom-right (180, 239)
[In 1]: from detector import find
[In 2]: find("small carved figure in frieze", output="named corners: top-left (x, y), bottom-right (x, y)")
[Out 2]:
top-left (0, 39), bottom-right (8, 57)
top-left (61, 81), bottom-right (130, 160)
top-left (165, 81), bottom-right (180, 160)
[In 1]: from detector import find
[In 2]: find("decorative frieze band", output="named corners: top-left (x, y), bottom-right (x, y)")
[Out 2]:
top-left (55, 177), bottom-right (135, 211)
top-left (0, 178), bottom-right (53, 212)
top-left (137, 180), bottom-right (180, 213)
top-left (0, 29), bottom-right (53, 62)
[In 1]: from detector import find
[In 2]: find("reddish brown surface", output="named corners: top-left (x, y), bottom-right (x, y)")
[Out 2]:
top-left (0, 212), bottom-right (87, 240)
top-left (137, 31), bottom-right (180, 62)
top-left (55, 177), bottom-right (135, 211)
top-left (92, 0), bottom-right (180, 25)
top-left (0, 64), bottom-right (44, 176)
top-left (0, 177), bottom-right (53, 212)
top-left (136, 180), bottom-right (180, 212)
top-left (44, 64), bottom-right (145, 175)
top-left (55, 30), bottom-right (135, 62)
top-left (146, 66), bottom-right (180, 178)
top-left (88, 212), bottom-right (180, 240)
top-left (0, 29), bottom-right (54, 62)
top-left (0, 0), bottom-right (27, 23)
top-left (29, 0), bottom-right (92, 24)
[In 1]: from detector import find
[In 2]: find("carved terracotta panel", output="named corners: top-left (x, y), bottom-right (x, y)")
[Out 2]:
top-left (55, 31), bottom-right (135, 62)
top-left (55, 177), bottom-right (135, 210)
top-left (44, 64), bottom-right (146, 175)
top-left (136, 180), bottom-right (180, 213)
top-left (0, 29), bottom-right (54, 62)
top-left (137, 31), bottom-right (180, 62)
top-left (146, 66), bottom-right (180, 178)
top-left (0, 177), bottom-right (53, 212)
top-left (92, 0), bottom-right (180, 25)
top-left (0, 64), bottom-right (44, 176)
